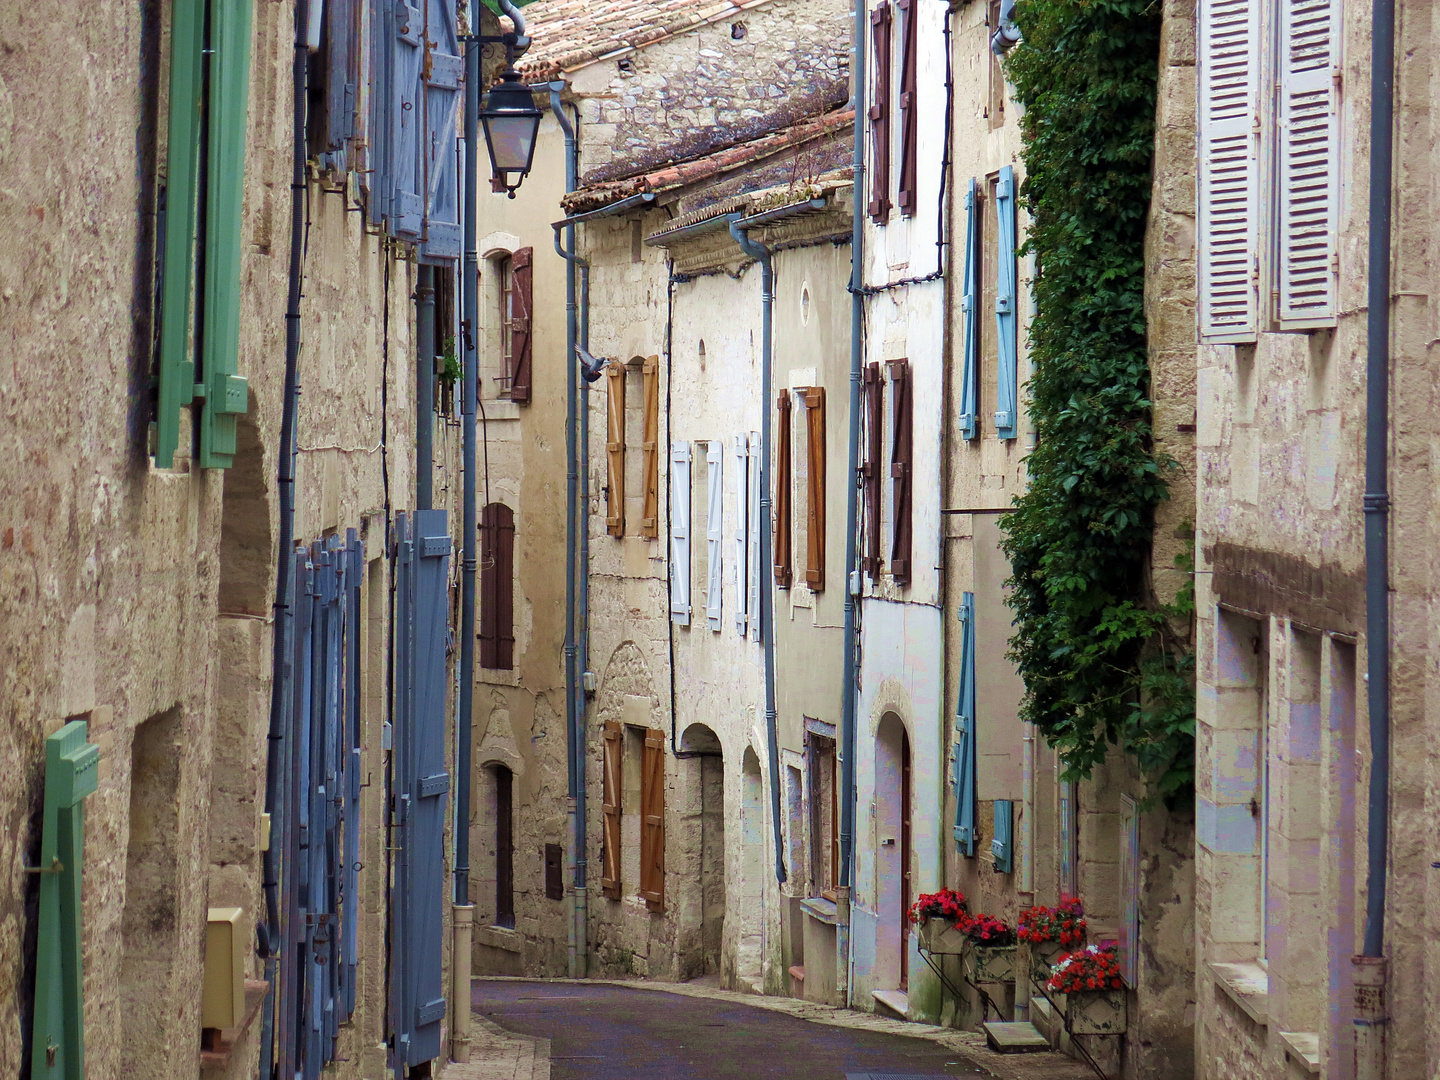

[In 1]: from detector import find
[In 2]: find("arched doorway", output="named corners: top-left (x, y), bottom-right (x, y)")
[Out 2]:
top-left (875, 712), bottom-right (912, 991)
top-left (736, 747), bottom-right (765, 986)
top-left (681, 724), bottom-right (725, 979)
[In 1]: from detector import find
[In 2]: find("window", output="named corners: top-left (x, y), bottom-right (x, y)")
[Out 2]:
top-left (862, 364), bottom-right (884, 578)
top-left (801, 388), bottom-right (826, 591)
top-left (605, 362), bottom-right (626, 536)
top-left (808, 730), bottom-right (840, 898)
top-left (503, 249), bottom-right (534, 402)
top-left (601, 722), bottom-right (623, 899)
top-left (480, 503), bottom-right (515, 669)
top-left (868, 2), bottom-right (894, 222)
top-left (544, 844), bottom-right (565, 902)
top-left (493, 766), bottom-right (515, 928)
top-left (639, 728), bottom-right (667, 911)
top-left (987, 0), bottom-right (1007, 128)
top-left (774, 390), bottom-right (794, 587)
top-left (608, 723), bottom-right (666, 909)
top-left (887, 360), bottom-right (913, 584)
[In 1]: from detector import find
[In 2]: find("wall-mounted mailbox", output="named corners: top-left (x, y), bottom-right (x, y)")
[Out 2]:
top-left (203, 907), bottom-right (246, 1030)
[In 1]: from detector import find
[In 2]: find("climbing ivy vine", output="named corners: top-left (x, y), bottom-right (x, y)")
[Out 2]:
top-left (999, 0), bottom-right (1194, 803)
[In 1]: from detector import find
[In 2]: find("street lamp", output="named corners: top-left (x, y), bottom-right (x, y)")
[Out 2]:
top-left (479, 67), bottom-right (543, 198)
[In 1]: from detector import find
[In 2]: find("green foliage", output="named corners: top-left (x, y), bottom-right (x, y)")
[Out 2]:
top-left (439, 336), bottom-right (461, 386)
top-left (999, 0), bottom-right (1194, 802)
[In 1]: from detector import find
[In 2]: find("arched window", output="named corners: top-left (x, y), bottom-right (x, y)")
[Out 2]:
top-left (492, 764), bottom-right (515, 929)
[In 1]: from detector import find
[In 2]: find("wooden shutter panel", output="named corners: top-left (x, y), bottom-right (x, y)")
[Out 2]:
top-left (480, 503), bottom-right (515, 669)
top-left (896, 0), bottom-right (919, 216)
top-left (953, 592), bottom-right (977, 855)
top-left (323, 0), bottom-right (357, 171)
top-left (507, 248), bottom-right (534, 402)
top-left (706, 441), bottom-right (723, 629)
top-left (601, 723), bottom-right (622, 899)
top-left (748, 432), bottom-right (761, 641)
top-left (862, 364), bottom-right (883, 578)
top-left (774, 390), bottom-right (793, 588)
top-left (1198, 0), bottom-right (1260, 341)
top-left (888, 360), bottom-right (912, 584)
top-left (641, 357), bottom-right (661, 537)
top-left (605, 363), bottom-right (626, 537)
top-left (991, 799), bottom-right (1014, 873)
top-left (994, 167), bottom-right (1019, 440)
top-left (803, 388), bottom-right (826, 591)
top-left (868, 3), bottom-right (893, 223)
top-left (420, 0), bottom-right (463, 260)
top-left (390, 0), bottom-right (425, 237)
top-left (1276, 0), bottom-right (1339, 328)
top-left (733, 434), bottom-right (749, 635)
top-left (670, 442), bottom-right (692, 624)
top-left (959, 179), bottom-right (981, 441)
top-left (639, 730), bottom-right (666, 910)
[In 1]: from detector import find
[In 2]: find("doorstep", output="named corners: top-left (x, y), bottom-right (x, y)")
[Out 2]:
top-left (984, 1021), bottom-right (1051, 1054)
top-left (871, 988), bottom-right (908, 1020)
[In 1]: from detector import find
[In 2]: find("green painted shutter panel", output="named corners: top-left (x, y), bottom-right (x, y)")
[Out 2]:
top-left (991, 798), bottom-right (1014, 874)
top-left (30, 720), bottom-right (99, 1080)
top-left (953, 593), bottom-right (977, 856)
top-left (958, 179), bottom-right (980, 441)
top-left (994, 166), bottom-right (1019, 440)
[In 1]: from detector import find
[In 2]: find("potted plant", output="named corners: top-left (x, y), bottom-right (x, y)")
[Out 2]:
top-left (1018, 895), bottom-right (1086, 985)
top-left (958, 912), bottom-right (1018, 984)
top-left (908, 889), bottom-right (968, 954)
top-left (1046, 943), bottom-right (1127, 1034)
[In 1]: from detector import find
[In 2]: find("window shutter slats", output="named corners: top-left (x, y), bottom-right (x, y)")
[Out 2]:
top-left (733, 434), bottom-right (749, 635)
top-left (896, 0), bottom-right (919, 216)
top-left (803, 387), bottom-right (826, 591)
top-left (641, 357), bottom-right (661, 537)
top-left (1198, 0), bottom-right (1260, 341)
top-left (774, 390), bottom-right (793, 588)
top-left (706, 441), bottom-right (723, 629)
top-left (640, 731), bottom-right (666, 909)
top-left (670, 441), bottom-right (692, 624)
top-left (390, 0), bottom-right (425, 237)
top-left (480, 503), bottom-right (515, 669)
top-left (605, 364), bottom-right (626, 537)
top-left (601, 723), bottom-right (622, 899)
top-left (862, 364), bottom-right (883, 578)
top-left (953, 592), bottom-right (978, 855)
top-left (888, 361), bottom-right (913, 584)
top-left (868, 3), bottom-right (893, 223)
top-left (324, 0), bottom-right (357, 170)
top-left (507, 248), bottom-right (533, 402)
top-left (959, 179), bottom-right (980, 441)
top-left (420, 0), bottom-right (463, 260)
top-left (748, 431), bottom-right (762, 641)
top-left (994, 166), bottom-right (1019, 440)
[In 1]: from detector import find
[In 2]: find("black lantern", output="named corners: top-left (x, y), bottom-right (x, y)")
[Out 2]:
top-left (480, 69), bottom-right (543, 198)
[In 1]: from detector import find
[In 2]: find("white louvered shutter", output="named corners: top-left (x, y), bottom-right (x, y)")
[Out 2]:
top-left (1277, 0), bottom-right (1340, 328)
top-left (670, 441), bottom-right (692, 625)
top-left (748, 431), bottom-right (761, 642)
top-left (706, 440), bottom-right (723, 630)
top-left (733, 434), bottom-right (749, 635)
top-left (1198, 0), bottom-right (1261, 342)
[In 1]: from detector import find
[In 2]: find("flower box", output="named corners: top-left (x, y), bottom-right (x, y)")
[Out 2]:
top-left (1065, 988), bottom-right (1127, 1035)
top-left (917, 918), bottom-right (968, 955)
top-left (963, 943), bottom-right (1017, 984)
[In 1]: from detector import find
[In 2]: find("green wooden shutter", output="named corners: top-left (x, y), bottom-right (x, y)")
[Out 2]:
top-left (994, 165), bottom-right (1018, 440)
top-left (953, 593), bottom-right (977, 856)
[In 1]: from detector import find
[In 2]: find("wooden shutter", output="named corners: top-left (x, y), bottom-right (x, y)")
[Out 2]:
top-left (994, 166), bottom-right (1018, 440)
top-left (774, 390), bottom-right (793, 588)
top-left (706, 441), bottom-right (723, 629)
top-left (601, 723), bottom-right (622, 899)
top-left (896, 0), bottom-right (919, 216)
top-left (1276, 0), bottom-right (1340, 328)
top-left (803, 388), bottom-right (826, 591)
top-left (639, 730), bottom-right (666, 910)
top-left (420, 0), bottom-right (463, 260)
top-left (1118, 794), bottom-right (1141, 986)
top-left (670, 442), bottom-right (692, 625)
top-left (605, 363), bottom-right (625, 537)
top-left (1198, 0), bottom-right (1260, 341)
top-left (733, 434), bottom-right (750, 635)
top-left (868, 3), bottom-right (893, 223)
top-left (862, 364), bottom-right (883, 579)
top-left (888, 360), bottom-right (912, 584)
top-left (953, 592), bottom-right (977, 855)
top-left (959, 179), bottom-right (981, 441)
top-left (480, 503), bottom-right (515, 669)
top-left (507, 248), bottom-right (534, 403)
top-left (641, 357), bottom-right (661, 538)
top-left (389, 0), bottom-right (425, 237)
top-left (991, 799), bottom-right (1014, 873)
top-left (748, 432), bottom-right (761, 641)
top-left (323, 0), bottom-right (358, 171)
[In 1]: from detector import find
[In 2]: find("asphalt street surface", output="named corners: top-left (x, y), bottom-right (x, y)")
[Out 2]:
top-left (472, 980), bottom-right (986, 1080)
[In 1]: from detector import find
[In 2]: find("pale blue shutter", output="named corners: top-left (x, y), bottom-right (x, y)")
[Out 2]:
top-left (341, 530), bottom-right (363, 1021)
top-left (994, 166), bottom-right (1018, 440)
top-left (706, 440), bottom-right (723, 630)
top-left (733, 434), bottom-right (749, 636)
top-left (420, 0), bottom-right (462, 260)
top-left (991, 798), bottom-right (1014, 873)
top-left (390, 0), bottom-right (425, 237)
top-left (670, 442), bottom-right (692, 625)
top-left (959, 179), bottom-right (980, 441)
top-left (367, 0), bottom-right (391, 226)
top-left (324, 0), bottom-right (357, 171)
top-left (953, 592), bottom-right (977, 856)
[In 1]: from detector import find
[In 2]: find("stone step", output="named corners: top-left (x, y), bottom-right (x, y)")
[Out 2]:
top-left (983, 1021), bottom-right (1053, 1054)
top-left (871, 988), bottom-right (909, 1020)
top-left (1029, 993), bottom-right (1062, 1046)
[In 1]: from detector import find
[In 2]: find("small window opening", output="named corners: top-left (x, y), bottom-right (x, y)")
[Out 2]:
top-left (731, 22), bottom-right (747, 39)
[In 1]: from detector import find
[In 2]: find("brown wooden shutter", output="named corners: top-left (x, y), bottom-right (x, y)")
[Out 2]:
top-left (601, 722), bottom-right (622, 899)
top-left (508, 248), bottom-right (534, 402)
top-left (774, 389), bottom-right (793, 588)
top-left (640, 356), bottom-right (660, 538)
top-left (803, 387), bottom-right (826, 591)
top-left (896, 0), bottom-right (919, 216)
top-left (639, 729), bottom-right (666, 910)
top-left (868, 3), bottom-right (893, 223)
top-left (889, 359), bottom-right (912, 584)
top-left (605, 362), bottom-right (625, 537)
top-left (862, 363), bottom-right (883, 579)
top-left (479, 503), bottom-right (515, 669)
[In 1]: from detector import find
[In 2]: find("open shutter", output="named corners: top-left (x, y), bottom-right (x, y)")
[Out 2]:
top-left (862, 364), bottom-right (883, 578)
top-left (896, 0), bottom-right (919, 216)
top-left (669, 441), bottom-right (692, 625)
top-left (341, 531), bottom-right (363, 1022)
top-left (733, 434), bottom-right (749, 635)
top-left (389, 0), bottom-right (425, 237)
top-left (323, 0), bottom-right (358, 172)
top-left (420, 0), bottom-right (463, 260)
top-left (888, 360), bottom-right (912, 584)
top-left (748, 432), bottom-right (761, 641)
top-left (706, 441), bottom-right (723, 629)
top-left (605, 363), bottom-right (626, 537)
top-left (507, 248), bottom-right (533, 402)
top-left (774, 390), bottom-right (793, 588)
top-left (641, 357), bottom-right (661, 538)
top-left (601, 723), bottom-right (622, 899)
top-left (953, 592), bottom-right (977, 855)
top-left (367, 0), bottom-right (391, 225)
top-left (868, 3), bottom-right (893, 222)
top-left (639, 730), bottom-right (666, 910)
top-left (1198, 0), bottom-right (1260, 341)
top-left (803, 387), bottom-right (826, 591)
top-left (994, 166), bottom-right (1019, 440)
top-left (1118, 794), bottom-right (1141, 986)
top-left (480, 503), bottom-right (515, 669)
top-left (958, 179), bottom-right (980, 441)
top-left (1276, 0), bottom-right (1339, 328)
top-left (991, 799), bottom-right (1014, 873)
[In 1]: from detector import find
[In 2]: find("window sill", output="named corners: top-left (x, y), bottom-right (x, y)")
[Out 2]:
top-left (475, 925), bottom-right (524, 954)
top-left (479, 399), bottom-right (523, 421)
top-left (1209, 961), bottom-right (1269, 1026)
top-left (200, 980), bottom-right (269, 1068)
top-left (800, 897), bottom-right (839, 925)
top-left (1278, 1031), bottom-right (1320, 1075)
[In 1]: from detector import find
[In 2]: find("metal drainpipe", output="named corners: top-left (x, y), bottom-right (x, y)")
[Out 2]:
top-left (417, 265), bottom-right (435, 510)
top-left (728, 219), bottom-right (787, 889)
top-left (1356, 0), bottom-right (1394, 1072)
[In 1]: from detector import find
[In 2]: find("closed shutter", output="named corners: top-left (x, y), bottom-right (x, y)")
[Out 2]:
top-left (733, 434), bottom-right (749, 635)
top-left (480, 503), bottom-right (515, 669)
top-left (641, 357), bottom-right (661, 538)
top-left (803, 387), bottom-right (826, 591)
top-left (958, 179), bottom-right (981, 441)
top-left (420, 0), bottom-right (463, 261)
top-left (748, 432), bottom-right (761, 641)
top-left (605, 363), bottom-right (625, 537)
top-left (507, 248), bottom-right (533, 402)
top-left (896, 0), bottom-right (919, 216)
top-left (390, 0), bottom-right (425, 237)
top-left (1276, 0), bottom-right (1339, 328)
top-left (991, 799), bottom-right (1014, 874)
top-left (862, 363), bottom-right (883, 578)
top-left (868, 3), bottom-right (893, 223)
top-left (601, 722), bottom-right (622, 899)
top-left (341, 531), bottom-right (363, 1022)
top-left (1118, 794), bottom-right (1140, 986)
top-left (324, 0), bottom-right (358, 172)
top-left (953, 592), bottom-right (977, 855)
top-left (367, 0), bottom-right (391, 226)
top-left (670, 441), bottom-right (692, 625)
top-left (706, 441), bottom-right (723, 630)
top-left (774, 390), bottom-right (793, 588)
top-left (1198, 0), bottom-right (1260, 341)
top-left (994, 166), bottom-right (1019, 440)
top-left (888, 360), bottom-right (912, 584)
top-left (639, 730), bottom-right (666, 910)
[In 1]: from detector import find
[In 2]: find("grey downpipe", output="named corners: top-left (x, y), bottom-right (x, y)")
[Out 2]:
top-left (729, 219), bottom-right (787, 886)
top-left (417, 265), bottom-right (435, 510)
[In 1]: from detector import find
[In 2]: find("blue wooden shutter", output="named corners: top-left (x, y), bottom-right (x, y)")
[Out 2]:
top-left (390, 0), bottom-right (425, 237)
top-left (991, 799), bottom-right (1014, 874)
top-left (994, 166), bottom-right (1018, 440)
top-left (367, 0), bottom-right (392, 226)
top-left (953, 592), bottom-right (977, 856)
top-left (420, 0), bottom-right (463, 260)
top-left (958, 179), bottom-right (980, 441)
top-left (670, 442), bottom-right (692, 625)
top-left (324, 0), bottom-right (358, 172)
top-left (341, 531), bottom-right (363, 1020)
